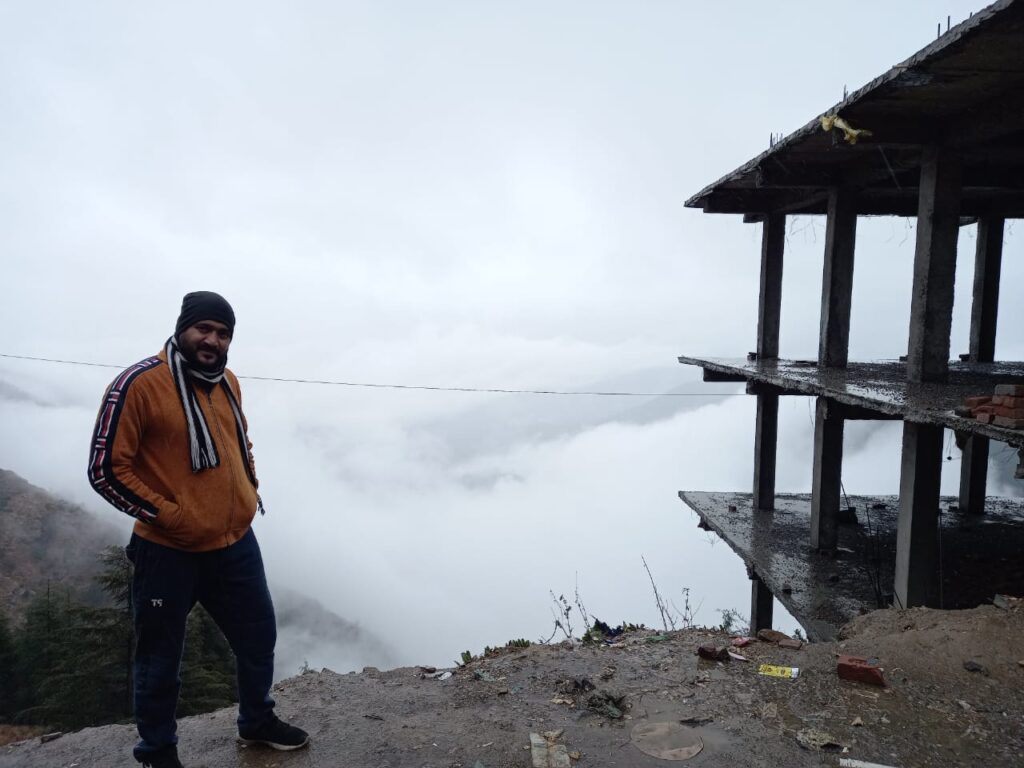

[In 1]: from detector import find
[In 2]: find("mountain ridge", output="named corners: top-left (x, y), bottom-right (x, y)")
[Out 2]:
top-left (0, 468), bottom-right (395, 677)
top-left (0, 468), bottom-right (120, 618)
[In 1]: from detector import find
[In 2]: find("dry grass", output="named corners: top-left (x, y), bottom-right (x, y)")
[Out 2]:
top-left (0, 725), bottom-right (46, 747)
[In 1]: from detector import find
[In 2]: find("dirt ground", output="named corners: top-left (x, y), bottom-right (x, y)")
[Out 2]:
top-left (2, 604), bottom-right (1023, 768)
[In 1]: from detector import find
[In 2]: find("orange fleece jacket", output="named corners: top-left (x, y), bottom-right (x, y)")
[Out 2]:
top-left (88, 349), bottom-right (259, 552)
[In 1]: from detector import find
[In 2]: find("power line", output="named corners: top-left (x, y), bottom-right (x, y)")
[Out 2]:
top-left (0, 352), bottom-right (744, 398)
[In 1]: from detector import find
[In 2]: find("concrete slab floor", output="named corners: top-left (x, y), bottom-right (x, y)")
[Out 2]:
top-left (678, 491), bottom-right (1024, 641)
top-left (677, 357), bottom-right (1024, 448)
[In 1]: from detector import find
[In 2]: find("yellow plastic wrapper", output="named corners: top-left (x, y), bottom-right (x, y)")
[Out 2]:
top-left (820, 114), bottom-right (873, 144)
top-left (758, 663), bottom-right (800, 679)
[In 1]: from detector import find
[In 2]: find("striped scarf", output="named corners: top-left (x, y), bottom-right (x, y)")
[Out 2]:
top-left (164, 338), bottom-right (262, 511)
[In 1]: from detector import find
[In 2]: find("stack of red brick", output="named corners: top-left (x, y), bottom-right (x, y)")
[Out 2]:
top-left (961, 384), bottom-right (1024, 429)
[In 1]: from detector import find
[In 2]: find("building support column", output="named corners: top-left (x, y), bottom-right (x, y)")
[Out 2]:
top-left (906, 145), bottom-right (962, 384)
top-left (958, 216), bottom-right (1004, 515)
top-left (752, 213), bottom-right (785, 512)
top-left (894, 423), bottom-right (944, 608)
top-left (749, 570), bottom-right (774, 633)
top-left (811, 397), bottom-right (844, 550)
top-left (810, 189), bottom-right (856, 550)
top-left (753, 395), bottom-right (779, 512)
top-left (967, 216), bottom-right (1004, 362)
top-left (959, 437), bottom-right (989, 515)
top-left (896, 145), bottom-right (961, 607)
top-left (818, 189), bottom-right (857, 368)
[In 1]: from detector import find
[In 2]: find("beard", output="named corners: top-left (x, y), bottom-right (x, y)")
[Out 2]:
top-left (180, 340), bottom-right (227, 372)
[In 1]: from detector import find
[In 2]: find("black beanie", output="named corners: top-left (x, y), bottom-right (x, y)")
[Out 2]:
top-left (175, 291), bottom-right (236, 338)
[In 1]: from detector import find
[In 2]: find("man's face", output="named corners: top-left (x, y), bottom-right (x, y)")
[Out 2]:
top-left (178, 320), bottom-right (232, 371)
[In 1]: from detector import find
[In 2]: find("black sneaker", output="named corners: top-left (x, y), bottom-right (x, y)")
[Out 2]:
top-left (140, 745), bottom-right (184, 768)
top-left (238, 714), bottom-right (310, 751)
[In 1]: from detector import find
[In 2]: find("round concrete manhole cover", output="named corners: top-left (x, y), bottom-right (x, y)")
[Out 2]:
top-left (630, 722), bottom-right (704, 761)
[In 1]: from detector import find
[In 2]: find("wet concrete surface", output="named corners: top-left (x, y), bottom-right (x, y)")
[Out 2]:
top-left (677, 356), bottom-right (1024, 448)
top-left (679, 491), bottom-right (1024, 640)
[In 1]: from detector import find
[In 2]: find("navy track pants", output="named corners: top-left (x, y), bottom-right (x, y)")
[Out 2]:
top-left (126, 527), bottom-right (276, 762)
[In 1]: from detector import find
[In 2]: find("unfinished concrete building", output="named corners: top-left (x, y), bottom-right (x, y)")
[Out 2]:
top-left (678, 0), bottom-right (1024, 640)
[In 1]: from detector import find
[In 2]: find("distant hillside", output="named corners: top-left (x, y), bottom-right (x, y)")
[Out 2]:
top-left (0, 468), bottom-right (121, 619)
top-left (0, 468), bottom-right (395, 675)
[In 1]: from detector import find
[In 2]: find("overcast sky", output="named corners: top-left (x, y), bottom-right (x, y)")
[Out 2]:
top-left (2, 1), bottom-right (1021, 671)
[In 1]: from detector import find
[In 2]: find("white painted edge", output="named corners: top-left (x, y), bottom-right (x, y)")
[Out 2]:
top-left (839, 758), bottom-right (901, 768)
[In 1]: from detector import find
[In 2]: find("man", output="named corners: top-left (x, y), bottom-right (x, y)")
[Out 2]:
top-left (88, 291), bottom-right (308, 768)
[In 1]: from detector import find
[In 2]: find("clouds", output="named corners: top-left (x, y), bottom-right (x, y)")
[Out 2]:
top-left (0, 0), bottom-right (1020, 669)
top-left (248, 382), bottom-right (761, 666)
top-left (1, 1), bottom-right (987, 353)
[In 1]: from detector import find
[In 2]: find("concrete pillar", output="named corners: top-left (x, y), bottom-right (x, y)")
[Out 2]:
top-left (749, 571), bottom-right (774, 633)
top-left (894, 423), bottom-right (944, 608)
top-left (811, 397), bottom-right (844, 551)
top-left (895, 146), bottom-right (961, 608)
top-left (906, 145), bottom-right (962, 383)
top-left (757, 213), bottom-right (785, 360)
top-left (959, 437), bottom-right (989, 515)
top-left (752, 214), bottom-right (785, 512)
top-left (810, 190), bottom-right (854, 549)
top-left (958, 216), bottom-right (1003, 515)
top-left (967, 216), bottom-right (1004, 363)
top-left (753, 394), bottom-right (779, 511)
top-left (818, 188), bottom-right (857, 368)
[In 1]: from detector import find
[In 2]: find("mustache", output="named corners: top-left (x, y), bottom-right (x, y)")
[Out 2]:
top-left (194, 341), bottom-right (225, 356)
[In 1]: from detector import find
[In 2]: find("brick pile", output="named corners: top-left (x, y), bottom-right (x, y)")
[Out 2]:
top-left (958, 384), bottom-right (1024, 429)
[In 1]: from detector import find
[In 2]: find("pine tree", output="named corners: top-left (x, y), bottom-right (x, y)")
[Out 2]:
top-left (7, 547), bottom-right (239, 729)
top-left (12, 584), bottom-right (73, 724)
top-left (0, 612), bottom-right (15, 721)
top-left (36, 603), bottom-right (117, 728)
top-left (37, 548), bottom-right (136, 729)
top-left (177, 605), bottom-right (237, 717)
top-left (94, 545), bottom-right (134, 717)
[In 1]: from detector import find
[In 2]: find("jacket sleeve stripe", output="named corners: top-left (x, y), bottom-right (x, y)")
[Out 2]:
top-left (87, 357), bottom-right (162, 520)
